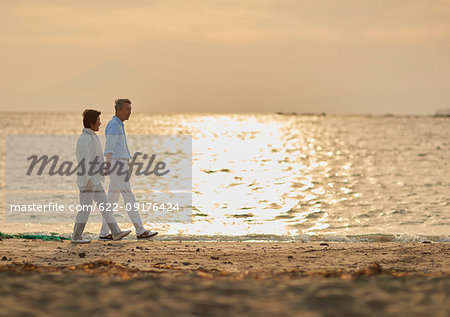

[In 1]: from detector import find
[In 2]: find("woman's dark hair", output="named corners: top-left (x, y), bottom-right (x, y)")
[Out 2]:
top-left (82, 109), bottom-right (101, 128)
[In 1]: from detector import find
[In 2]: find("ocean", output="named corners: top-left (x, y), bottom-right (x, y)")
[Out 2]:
top-left (1, 112), bottom-right (449, 242)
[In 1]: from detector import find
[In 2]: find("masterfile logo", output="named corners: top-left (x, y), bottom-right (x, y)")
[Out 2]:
top-left (5, 135), bottom-right (192, 223)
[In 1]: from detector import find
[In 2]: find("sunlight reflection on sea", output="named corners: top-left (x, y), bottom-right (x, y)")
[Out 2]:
top-left (0, 112), bottom-right (448, 241)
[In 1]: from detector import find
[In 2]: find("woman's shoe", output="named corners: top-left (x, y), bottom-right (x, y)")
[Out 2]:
top-left (71, 238), bottom-right (91, 244)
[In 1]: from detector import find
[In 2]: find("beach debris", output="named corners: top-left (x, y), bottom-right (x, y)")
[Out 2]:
top-left (1, 260), bottom-right (448, 281)
top-left (67, 261), bottom-right (140, 279)
top-left (56, 246), bottom-right (63, 250)
top-left (196, 248), bottom-right (200, 252)
top-left (210, 256), bottom-right (219, 260)
top-left (195, 271), bottom-right (214, 279)
top-left (353, 262), bottom-right (383, 276)
top-left (287, 256), bottom-right (293, 259)
top-left (182, 262), bottom-right (191, 266)
top-left (1, 256), bottom-right (7, 261)
top-left (78, 252), bottom-right (86, 258)
top-left (0, 260), bottom-right (102, 274)
top-left (0, 231), bottom-right (69, 242)
top-left (320, 243), bottom-right (329, 246)
top-left (422, 241), bottom-right (432, 244)
top-left (152, 264), bottom-right (175, 270)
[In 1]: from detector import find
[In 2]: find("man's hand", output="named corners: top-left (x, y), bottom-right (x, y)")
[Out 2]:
top-left (85, 180), bottom-right (93, 192)
top-left (104, 153), bottom-right (112, 175)
top-left (104, 161), bottom-right (111, 175)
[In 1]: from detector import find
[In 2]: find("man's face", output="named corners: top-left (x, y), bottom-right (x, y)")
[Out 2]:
top-left (91, 116), bottom-right (101, 132)
top-left (118, 103), bottom-right (132, 121)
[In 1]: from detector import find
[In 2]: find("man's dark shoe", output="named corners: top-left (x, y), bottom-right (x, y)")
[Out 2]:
top-left (98, 234), bottom-right (113, 241)
top-left (137, 231), bottom-right (158, 240)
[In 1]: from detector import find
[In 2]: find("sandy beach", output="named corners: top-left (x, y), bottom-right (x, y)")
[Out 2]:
top-left (0, 240), bottom-right (448, 316)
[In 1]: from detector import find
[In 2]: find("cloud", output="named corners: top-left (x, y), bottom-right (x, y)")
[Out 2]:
top-left (0, 0), bottom-right (449, 113)
top-left (2, 0), bottom-right (450, 46)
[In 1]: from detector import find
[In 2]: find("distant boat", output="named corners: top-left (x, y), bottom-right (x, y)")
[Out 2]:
top-left (276, 112), bottom-right (326, 116)
top-left (276, 112), bottom-right (297, 116)
top-left (435, 108), bottom-right (450, 117)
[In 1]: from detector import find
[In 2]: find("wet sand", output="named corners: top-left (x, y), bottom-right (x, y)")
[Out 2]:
top-left (0, 240), bottom-right (449, 316)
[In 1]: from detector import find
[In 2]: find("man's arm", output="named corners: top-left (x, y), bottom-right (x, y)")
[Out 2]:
top-left (104, 122), bottom-right (121, 158)
top-left (104, 122), bottom-right (121, 174)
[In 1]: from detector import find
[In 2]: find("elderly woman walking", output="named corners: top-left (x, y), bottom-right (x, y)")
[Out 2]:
top-left (71, 109), bottom-right (131, 244)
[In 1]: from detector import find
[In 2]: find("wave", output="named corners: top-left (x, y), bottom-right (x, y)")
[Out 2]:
top-left (145, 233), bottom-right (450, 243)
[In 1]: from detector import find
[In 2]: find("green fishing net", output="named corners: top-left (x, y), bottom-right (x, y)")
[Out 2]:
top-left (0, 232), bottom-right (69, 241)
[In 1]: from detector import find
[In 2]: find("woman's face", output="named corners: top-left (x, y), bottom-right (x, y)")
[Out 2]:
top-left (90, 116), bottom-right (101, 132)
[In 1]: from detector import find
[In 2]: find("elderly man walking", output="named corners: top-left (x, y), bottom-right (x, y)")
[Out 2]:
top-left (99, 98), bottom-right (158, 240)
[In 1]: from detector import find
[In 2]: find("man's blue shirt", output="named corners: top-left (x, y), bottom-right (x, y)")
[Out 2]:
top-left (104, 116), bottom-right (132, 159)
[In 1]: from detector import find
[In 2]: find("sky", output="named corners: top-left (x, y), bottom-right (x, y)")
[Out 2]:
top-left (0, 0), bottom-right (449, 114)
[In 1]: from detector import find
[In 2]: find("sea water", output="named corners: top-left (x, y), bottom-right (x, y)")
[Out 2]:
top-left (0, 112), bottom-right (448, 242)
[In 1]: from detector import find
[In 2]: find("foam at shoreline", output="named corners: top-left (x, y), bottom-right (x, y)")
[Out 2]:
top-left (4, 232), bottom-right (449, 243)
